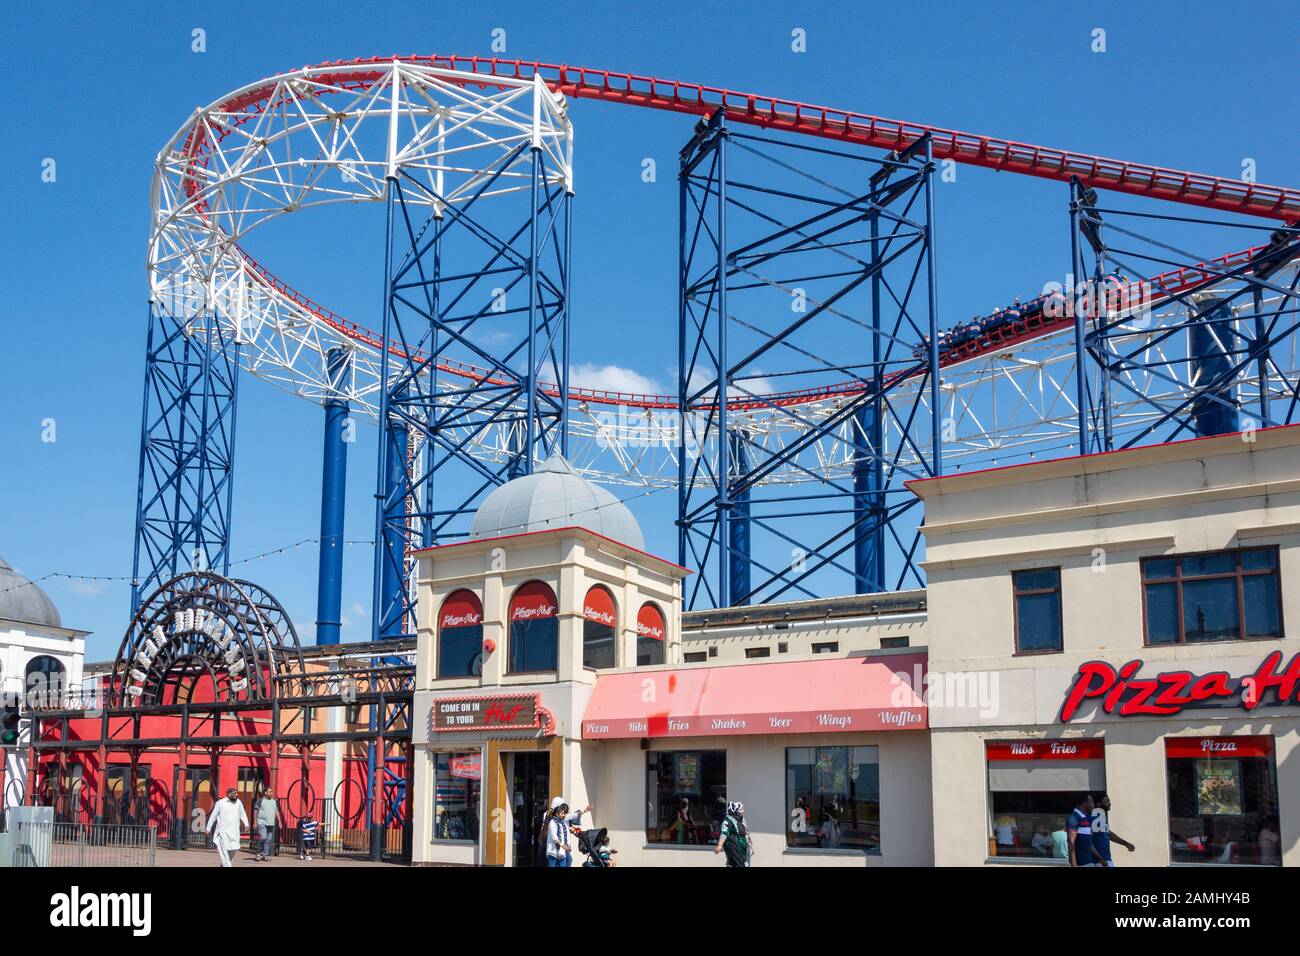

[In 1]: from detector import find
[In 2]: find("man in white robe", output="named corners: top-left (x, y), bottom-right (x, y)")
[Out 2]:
top-left (206, 787), bottom-right (249, 867)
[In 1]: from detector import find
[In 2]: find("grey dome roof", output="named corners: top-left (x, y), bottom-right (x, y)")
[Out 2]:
top-left (0, 556), bottom-right (61, 629)
top-left (469, 455), bottom-right (645, 550)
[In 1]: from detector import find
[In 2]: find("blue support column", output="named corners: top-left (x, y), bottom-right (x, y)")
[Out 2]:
top-left (379, 400), bottom-right (409, 640)
top-left (1190, 297), bottom-right (1241, 436)
top-left (852, 404), bottom-right (883, 592)
top-left (728, 432), bottom-right (751, 606)
top-left (315, 347), bottom-right (350, 645)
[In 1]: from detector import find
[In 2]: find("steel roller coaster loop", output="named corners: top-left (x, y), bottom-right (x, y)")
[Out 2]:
top-left (137, 55), bottom-right (1300, 616)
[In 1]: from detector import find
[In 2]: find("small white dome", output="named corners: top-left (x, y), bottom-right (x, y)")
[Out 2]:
top-left (469, 455), bottom-right (644, 550)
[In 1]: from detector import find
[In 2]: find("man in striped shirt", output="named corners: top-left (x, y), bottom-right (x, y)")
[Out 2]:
top-left (1067, 795), bottom-right (1104, 867)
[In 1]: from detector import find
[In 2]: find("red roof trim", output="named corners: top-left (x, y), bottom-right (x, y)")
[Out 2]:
top-left (906, 421), bottom-right (1300, 494)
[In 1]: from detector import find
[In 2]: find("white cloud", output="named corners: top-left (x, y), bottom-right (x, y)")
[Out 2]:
top-left (571, 363), bottom-right (666, 396)
top-left (65, 579), bottom-right (108, 598)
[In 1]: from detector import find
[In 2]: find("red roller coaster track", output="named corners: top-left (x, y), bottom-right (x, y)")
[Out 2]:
top-left (179, 55), bottom-right (1299, 412)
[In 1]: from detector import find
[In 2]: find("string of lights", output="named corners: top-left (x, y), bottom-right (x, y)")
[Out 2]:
top-left (0, 483), bottom-right (675, 598)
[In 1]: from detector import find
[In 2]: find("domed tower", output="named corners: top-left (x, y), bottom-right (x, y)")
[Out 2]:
top-left (0, 556), bottom-right (88, 811)
top-left (410, 457), bottom-right (686, 864)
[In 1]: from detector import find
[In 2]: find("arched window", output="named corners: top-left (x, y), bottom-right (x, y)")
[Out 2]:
top-left (509, 581), bottom-right (559, 674)
top-left (582, 585), bottom-right (618, 670)
top-left (636, 603), bottom-right (666, 666)
top-left (438, 590), bottom-right (484, 678)
top-left (25, 655), bottom-right (66, 708)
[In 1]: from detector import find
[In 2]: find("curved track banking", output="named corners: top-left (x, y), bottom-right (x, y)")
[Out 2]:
top-left (159, 56), bottom-right (1299, 411)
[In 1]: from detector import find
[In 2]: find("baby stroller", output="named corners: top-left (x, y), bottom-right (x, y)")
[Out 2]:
top-left (576, 827), bottom-right (612, 868)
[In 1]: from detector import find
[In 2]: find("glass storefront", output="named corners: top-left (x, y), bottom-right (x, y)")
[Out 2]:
top-left (985, 740), bottom-right (1106, 860)
top-left (1166, 735), bottom-right (1281, 866)
top-left (645, 750), bottom-right (726, 845)
top-left (786, 745), bottom-right (880, 853)
top-left (433, 752), bottom-right (482, 842)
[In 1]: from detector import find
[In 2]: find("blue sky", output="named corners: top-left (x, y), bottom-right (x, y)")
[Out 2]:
top-left (0, 0), bottom-right (1295, 660)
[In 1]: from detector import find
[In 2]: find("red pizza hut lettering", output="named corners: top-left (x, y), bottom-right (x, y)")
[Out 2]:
top-left (1060, 652), bottom-right (1300, 722)
top-left (637, 622), bottom-right (664, 639)
top-left (584, 607), bottom-right (616, 626)
top-left (483, 701), bottom-right (525, 724)
top-left (512, 604), bottom-right (556, 621)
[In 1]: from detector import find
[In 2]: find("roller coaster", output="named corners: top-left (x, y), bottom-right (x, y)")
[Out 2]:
top-left (136, 55), bottom-right (1300, 632)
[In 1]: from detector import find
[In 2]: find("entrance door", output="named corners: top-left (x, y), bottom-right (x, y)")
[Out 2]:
top-left (511, 753), bottom-right (550, 867)
top-left (178, 767), bottom-right (213, 847)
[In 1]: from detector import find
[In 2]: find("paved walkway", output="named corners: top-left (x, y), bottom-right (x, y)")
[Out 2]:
top-left (154, 846), bottom-right (406, 868)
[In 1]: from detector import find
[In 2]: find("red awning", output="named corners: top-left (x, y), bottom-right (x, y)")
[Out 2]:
top-left (581, 652), bottom-right (927, 739)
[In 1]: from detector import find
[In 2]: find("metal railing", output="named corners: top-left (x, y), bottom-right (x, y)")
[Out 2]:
top-left (1, 820), bottom-right (157, 868)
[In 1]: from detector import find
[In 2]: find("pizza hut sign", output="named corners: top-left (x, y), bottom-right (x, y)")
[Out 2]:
top-left (1060, 651), bottom-right (1300, 722)
top-left (432, 694), bottom-right (541, 732)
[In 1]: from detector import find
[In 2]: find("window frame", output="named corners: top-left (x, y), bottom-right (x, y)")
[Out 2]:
top-left (581, 584), bottom-right (619, 671)
top-left (507, 581), bottom-right (560, 675)
top-left (431, 750), bottom-right (482, 844)
top-left (1140, 546), bottom-right (1283, 647)
top-left (784, 745), bottom-right (881, 855)
top-left (644, 749), bottom-right (728, 847)
top-left (1011, 567), bottom-right (1064, 656)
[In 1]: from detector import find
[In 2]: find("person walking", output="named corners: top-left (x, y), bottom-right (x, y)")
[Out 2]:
top-left (206, 787), bottom-right (250, 867)
top-left (1091, 793), bottom-right (1135, 866)
top-left (253, 788), bottom-right (278, 861)
top-left (543, 796), bottom-right (589, 868)
top-left (1067, 794), bottom-right (1104, 867)
top-left (714, 801), bottom-right (752, 867)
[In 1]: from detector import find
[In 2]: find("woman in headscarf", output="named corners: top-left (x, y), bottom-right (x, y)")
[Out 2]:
top-left (713, 800), bottom-right (752, 867)
top-left (542, 796), bottom-right (590, 867)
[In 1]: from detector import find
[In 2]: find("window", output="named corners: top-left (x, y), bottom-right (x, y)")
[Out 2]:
top-left (433, 752), bottom-right (482, 842)
top-left (582, 586), bottom-right (617, 670)
top-left (645, 751), bottom-right (727, 845)
top-left (778, 642), bottom-right (788, 654)
top-left (880, 636), bottom-right (909, 649)
top-left (1013, 568), bottom-right (1063, 653)
top-left (708, 647), bottom-right (718, 658)
top-left (787, 746), bottom-right (880, 853)
top-left (985, 740), bottom-right (1106, 861)
top-left (509, 581), bottom-right (559, 673)
top-left (683, 652), bottom-right (707, 663)
top-left (811, 642), bottom-right (839, 654)
top-left (438, 590), bottom-right (484, 678)
top-left (1166, 736), bottom-right (1280, 866)
top-left (1142, 548), bottom-right (1281, 645)
top-left (636, 603), bottom-right (666, 666)
top-left (745, 647), bottom-right (770, 659)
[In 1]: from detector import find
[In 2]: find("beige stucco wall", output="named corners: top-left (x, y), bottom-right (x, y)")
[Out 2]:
top-left (682, 611), bottom-right (926, 664)
top-left (581, 731), bottom-right (933, 867)
top-left (915, 426), bottom-right (1300, 866)
top-left (413, 528), bottom-right (685, 689)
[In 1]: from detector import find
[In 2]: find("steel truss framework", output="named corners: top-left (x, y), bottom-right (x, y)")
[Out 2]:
top-left (678, 113), bottom-right (940, 607)
top-left (372, 73), bottom-right (573, 640)
top-left (133, 56), bottom-right (1300, 629)
top-left (130, 306), bottom-right (240, 611)
top-left (12, 573), bottom-right (414, 860)
top-left (1065, 182), bottom-right (1300, 453)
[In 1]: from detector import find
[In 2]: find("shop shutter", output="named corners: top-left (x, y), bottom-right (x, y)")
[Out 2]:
top-left (987, 759), bottom-right (1106, 793)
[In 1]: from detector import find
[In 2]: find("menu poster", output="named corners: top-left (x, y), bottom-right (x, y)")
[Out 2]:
top-left (1195, 759), bottom-right (1243, 815)
top-left (674, 753), bottom-right (700, 796)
